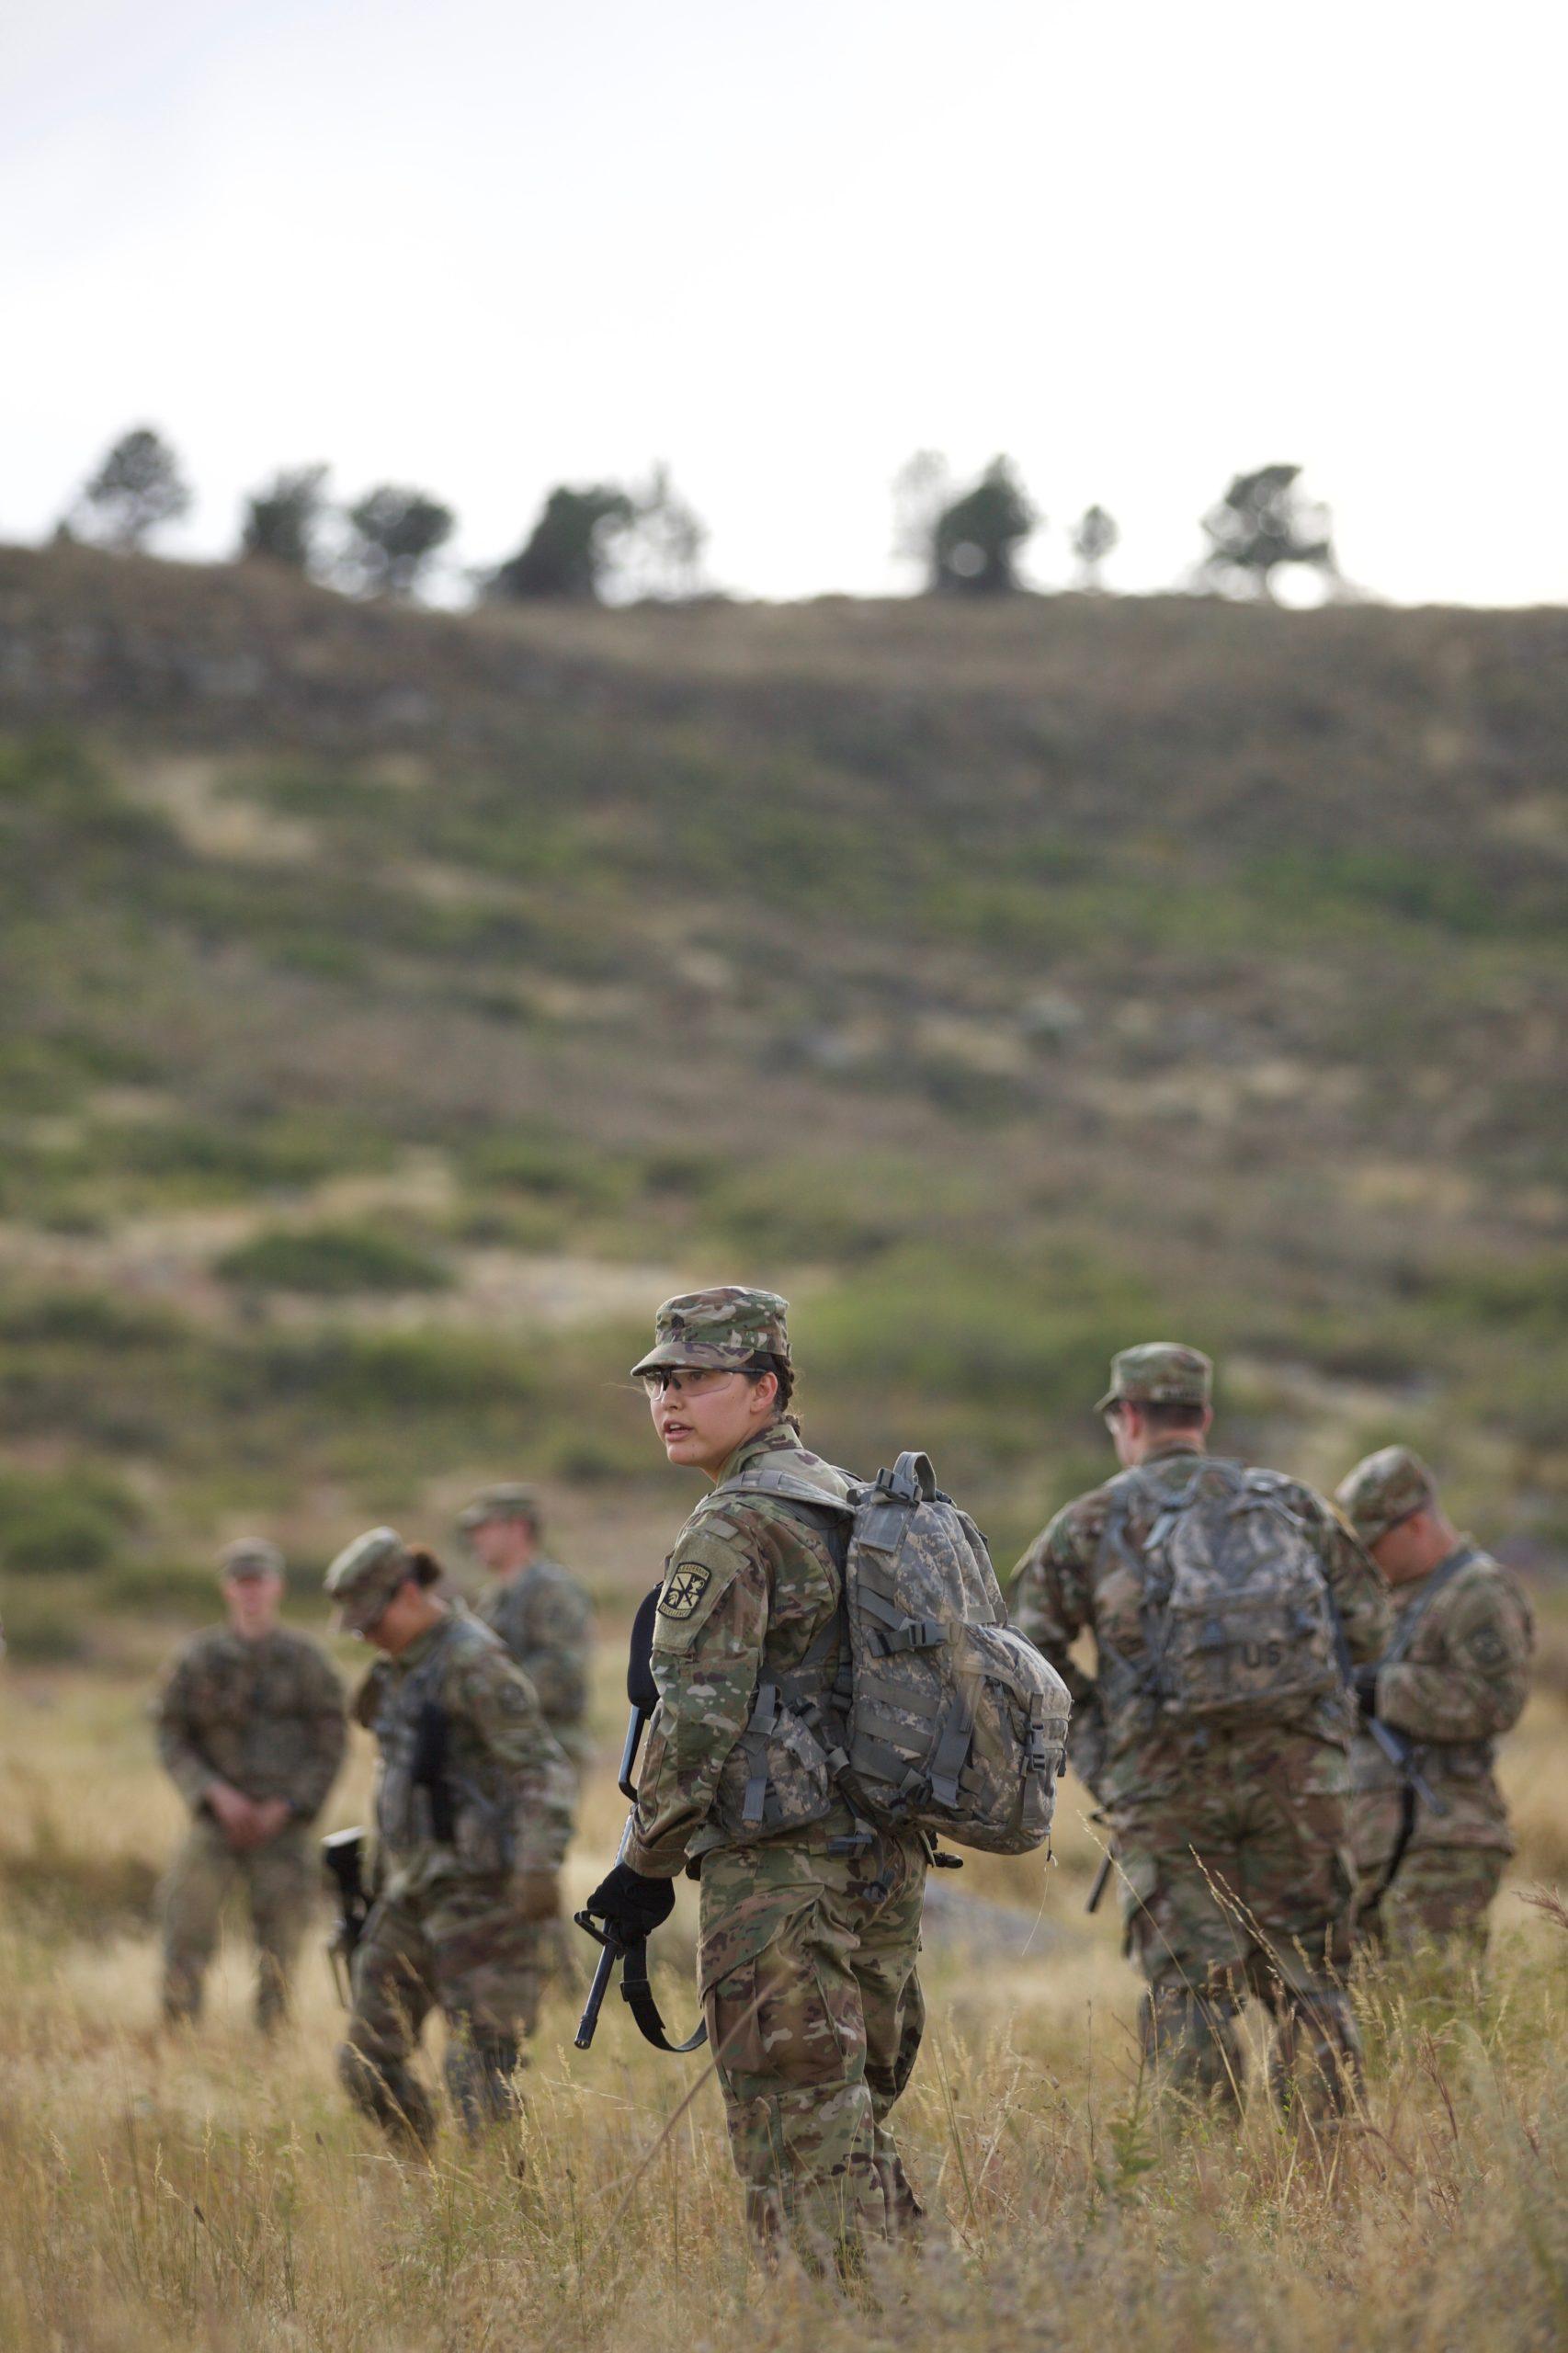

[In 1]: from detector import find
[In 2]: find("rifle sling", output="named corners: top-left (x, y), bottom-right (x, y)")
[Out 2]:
top-left (618, 1938), bottom-right (709, 2053)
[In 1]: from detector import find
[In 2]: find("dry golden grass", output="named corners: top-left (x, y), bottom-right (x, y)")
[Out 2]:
top-left (2, 1636), bottom-right (1566, 2353)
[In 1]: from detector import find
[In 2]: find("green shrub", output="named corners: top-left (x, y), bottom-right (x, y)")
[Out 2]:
top-left (217, 1223), bottom-right (452, 1295)
top-left (0, 1465), bottom-right (141, 1575)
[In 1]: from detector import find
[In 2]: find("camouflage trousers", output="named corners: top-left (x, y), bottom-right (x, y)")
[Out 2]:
top-left (1115, 1729), bottom-right (1361, 2117)
top-left (699, 1826), bottom-right (927, 2278)
top-left (1358, 1844), bottom-right (1507, 1961)
top-left (339, 1880), bottom-right (547, 2150)
top-left (160, 1815), bottom-right (316, 2031)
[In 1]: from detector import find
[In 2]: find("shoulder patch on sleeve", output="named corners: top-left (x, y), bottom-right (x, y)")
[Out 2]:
top-left (659, 1562), bottom-right (713, 1621)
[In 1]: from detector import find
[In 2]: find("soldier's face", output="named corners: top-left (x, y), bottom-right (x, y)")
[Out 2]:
top-left (224, 1571), bottom-right (282, 1637)
top-left (646, 1366), bottom-right (778, 1476)
top-left (468, 1517), bottom-right (535, 1574)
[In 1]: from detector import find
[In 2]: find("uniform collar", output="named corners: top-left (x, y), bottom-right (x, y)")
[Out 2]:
top-left (716, 1419), bottom-right (805, 1486)
top-left (1143, 1437), bottom-right (1205, 1463)
top-left (392, 1604), bottom-right (460, 1672)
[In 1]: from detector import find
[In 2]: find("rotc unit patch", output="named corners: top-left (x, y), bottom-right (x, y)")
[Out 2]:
top-left (659, 1563), bottom-right (712, 1621)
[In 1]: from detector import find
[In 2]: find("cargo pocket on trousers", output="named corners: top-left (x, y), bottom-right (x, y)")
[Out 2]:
top-left (704, 1904), bottom-right (847, 2088)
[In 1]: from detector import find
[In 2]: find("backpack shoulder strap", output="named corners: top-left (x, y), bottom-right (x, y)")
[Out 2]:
top-left (714, 1463), bottom-right (858, 1517)
top-left (1383, 1545), bottom-right (1481, 1667)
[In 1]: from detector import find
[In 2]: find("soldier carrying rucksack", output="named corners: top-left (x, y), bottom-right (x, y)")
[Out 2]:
top-left (582, 1286), bottom-right (1067, 2279)
top-left (1012, 1344), bottom-right (1390, 2118)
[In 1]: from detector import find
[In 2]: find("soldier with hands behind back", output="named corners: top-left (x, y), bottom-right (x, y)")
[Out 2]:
top-left (155, 1540), bottom-right (346, 2031)
top-left (1336, 1446), bottom-right (1532, 1960)
top-left (1013, 1345), bottom-right (1391, 2116)
top-left (583, 1289), bottom-right (932, 2279)
top-left (324, 1529), bottom-right (573, 2152)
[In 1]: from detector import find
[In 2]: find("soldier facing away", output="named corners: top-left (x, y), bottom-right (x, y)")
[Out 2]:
top-left (1336, 1445), bottom-right (1533, 1958)
top-left (1012, 1344), bottom-right (1391, 2115)
top-left (155, 1540), bottom-right (347, 2030)
top-left (457, 1484), bottom-right (594, 1770)
top-left (584, 1288), bottom-right (927, 2277)
top-left (324, 1529), bottom-right (573, 2151)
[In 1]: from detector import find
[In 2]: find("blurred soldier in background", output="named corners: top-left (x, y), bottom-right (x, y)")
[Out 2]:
top-left (1013, 1344), bottom-right (1390, 2116)
top-left (1336, 1446), bottom-right (1533, 1959)
top-left (584, 1288), bottom-right (928, 2279)
top-left (324, 1528), bottom-right (572, 2152)
top-left (155, 1539), bottom-right (347, 2031)
top-left (456, 1483), bottom-right (593, 1771)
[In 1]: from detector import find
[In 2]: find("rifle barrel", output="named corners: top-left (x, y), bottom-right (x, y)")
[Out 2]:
top-left (574, 1939), bottom-right (618, 2051)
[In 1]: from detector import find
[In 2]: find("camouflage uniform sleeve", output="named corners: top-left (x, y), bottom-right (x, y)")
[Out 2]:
top-left (625, 1513), bottom-right (771, 1877)
top-left (284, 1643), bottom-right (349, 1821)
top-left (454, 1646), bottom-right (574, 1873)
top-left (1379, 1572), bottom-right (1534, 1745)
top-left (1305, 1490), bottom-right (1392, 1668)
top-left (1011, 1502), bottom-right (1104, 1790)
top-left (153, 1644), bottom-right (218, 1809)
top-left (517, 1574), bottom-right (593, 1730)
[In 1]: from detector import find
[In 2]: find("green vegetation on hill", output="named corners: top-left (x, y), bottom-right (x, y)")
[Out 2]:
top-left (0, 543), bottom-right (1564, 1644)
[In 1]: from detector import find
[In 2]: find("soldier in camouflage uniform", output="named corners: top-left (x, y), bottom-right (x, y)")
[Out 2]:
top-left (155, 1540), bottom-right (346, 2030)
top-left (457, 1484), bottom-right (593, 1771)
top-left (1336, 1446), bottom-right (1533, 1958)
top-left (324, 1528), bottom-right (573, 2151)
top-left (585, 1289), bottom-right (926, 2277)
top-left (1013, 1345), bottom-right (1390, 2114)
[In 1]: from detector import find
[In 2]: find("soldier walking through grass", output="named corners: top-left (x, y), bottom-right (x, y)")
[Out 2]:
top-left (155, 1539), bottom-right (346, 2031)
top-left (583, 1288), bottom-right (929, 2277)
top-left (1336, 1445), bottom-right (1533, 1961)
top-left (1013, 1345), bottom-right (1391, 2116)
top-left (324, 1528), bottom-right (572, 2151)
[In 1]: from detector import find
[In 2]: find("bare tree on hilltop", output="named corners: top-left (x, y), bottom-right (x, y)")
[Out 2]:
top-left (73, 426), bottom-right (191, 551)
top-left (241, 465), bottom-right (331, 574)
top-left (342, 485), bottom-right (455, 598)
top-left (1071, 504), bottom-right (1119, 590)
top-left (1200, 465), bottom-right (1336, 601)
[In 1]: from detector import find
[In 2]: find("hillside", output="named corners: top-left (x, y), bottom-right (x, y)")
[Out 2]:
top-left (1, 540), bottom-right (1565, 1644)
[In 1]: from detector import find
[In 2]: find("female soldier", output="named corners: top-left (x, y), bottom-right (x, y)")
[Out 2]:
top-left (324, 1528), bottom-right (572, 2151)
top-left (585, 1287), bottom-right (927, 2276)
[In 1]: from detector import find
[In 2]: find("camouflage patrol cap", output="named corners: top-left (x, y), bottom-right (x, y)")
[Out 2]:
top-left (631, 1286), bottom-right (790, 1378)
top-left (457, 1482), bottom-right (540, 1533)
top-left (1096, 1342), bottom-right (1213, 1416)
top-left (1335, 1446), bottom-right (1437, 1548)
top-left (221, 1538), bottom-right (285, 1582)
top-left (324, 1526), bottom-right (415, 1632)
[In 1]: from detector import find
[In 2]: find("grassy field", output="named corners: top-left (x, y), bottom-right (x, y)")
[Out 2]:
top-left (1, 1614), bottom-right (1566, 2352)
top-left (0, 543), bottom-right (1565, 2345)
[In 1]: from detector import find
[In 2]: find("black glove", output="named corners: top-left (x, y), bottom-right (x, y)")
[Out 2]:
top-left (1354, 1667), bottom-right (1381, 1724)
top-left (585, 1860), bottom-right (676, 1943)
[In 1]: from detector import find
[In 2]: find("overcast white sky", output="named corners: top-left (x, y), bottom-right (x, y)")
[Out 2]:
top-left (4, 0), bottom-right (1564, 604)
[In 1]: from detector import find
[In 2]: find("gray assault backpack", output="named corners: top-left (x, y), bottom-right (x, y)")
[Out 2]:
top-left (719, 1450), bottom-right (1071, 1856)
top-left (1105, 1457), bottom-right (1343, 1723)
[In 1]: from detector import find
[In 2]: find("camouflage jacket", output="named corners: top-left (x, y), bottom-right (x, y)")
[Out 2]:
top-left (627, 1420), bottom-right (857, 1878)
top-left (1351, 1542), bottom-right (1533, 1855)
top-left (1011, 1442), bottom-right (1391, 1808)
top-left (352, 1602), bottom-right (574, 1904)
top-left (155, 1625), bottom-right (347, 1819)
top-left (474, 1557), bottom-right (593, 1763)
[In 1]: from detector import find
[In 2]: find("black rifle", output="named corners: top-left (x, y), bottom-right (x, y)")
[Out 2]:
top-left (411, 1699), bottom-right (455, 1843)
top-left (322, 1826), bottom-right (372, 2004)
top-left (1085, 1849), bottom-right (1115, 1915)
top-left (574, 1585), bottom-right (707, 2055)
top-left (1361, 1713), bottom-right (1449, 1918)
